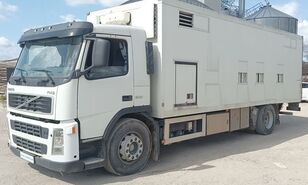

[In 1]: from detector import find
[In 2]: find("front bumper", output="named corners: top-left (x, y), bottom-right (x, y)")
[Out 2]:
top-left (8, 113), bottom-right (80, 162)
top-left (8, 113), bottom-right (105, 173)
top-left (10, 146), bottom-right (85, 173)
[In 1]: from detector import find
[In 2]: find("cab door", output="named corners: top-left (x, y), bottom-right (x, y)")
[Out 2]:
top-left (77, 35), bottom-right (134, 139)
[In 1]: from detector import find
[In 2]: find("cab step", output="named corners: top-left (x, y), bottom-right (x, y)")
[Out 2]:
top-left (82, 157), bottom-right (104, 170)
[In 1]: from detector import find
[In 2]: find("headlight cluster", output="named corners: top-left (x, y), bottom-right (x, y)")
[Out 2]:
top-left (52, 129), bottom-right (64, 155)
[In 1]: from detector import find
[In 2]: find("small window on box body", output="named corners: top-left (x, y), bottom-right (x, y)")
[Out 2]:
top-left (256, 73), bottom-right (264, 83)
top-left (277, 74), bottom-right (284, 83)
top-left (239, 72), bottom-right (248, 84)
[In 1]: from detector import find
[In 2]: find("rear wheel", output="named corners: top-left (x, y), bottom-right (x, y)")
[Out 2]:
top-left (105, 118), bottom-right (152, 175)
top-left (256, 105), bottom-right (277, 135)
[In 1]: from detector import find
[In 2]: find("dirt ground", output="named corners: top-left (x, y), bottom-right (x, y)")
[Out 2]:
top-left (1, 103), bottom-right (308, 185)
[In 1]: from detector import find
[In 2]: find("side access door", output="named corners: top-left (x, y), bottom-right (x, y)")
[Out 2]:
top-left (77, 35), bottom-right (134, 139)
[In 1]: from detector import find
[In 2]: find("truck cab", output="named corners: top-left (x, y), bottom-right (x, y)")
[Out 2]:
top-left (7, 22), bottom-right (155, 175)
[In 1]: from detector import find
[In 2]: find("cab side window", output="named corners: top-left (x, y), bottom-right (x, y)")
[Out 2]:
top-left (85, 38), bottom-right (128, 79)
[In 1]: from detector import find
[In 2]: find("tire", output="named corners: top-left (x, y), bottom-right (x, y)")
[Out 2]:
top-left (105, 118), bottom-right (152, 175)
top-left (256, 105), bottom-right (277, 135)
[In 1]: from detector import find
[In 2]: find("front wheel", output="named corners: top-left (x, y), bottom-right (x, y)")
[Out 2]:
top-left (105, 118), bottom-right (152, 175)
top-left (256, 105), bottom-right (277, 135)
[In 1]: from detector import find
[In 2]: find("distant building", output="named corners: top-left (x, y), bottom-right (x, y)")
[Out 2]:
top-left (303, 62), bottom-right (308, 82)
top-left (304, 50), bottom-right (308, 63)
top-left (0, 59), bottom-right (17, 95)
top-left (303, 45), bottom-right (308, 82)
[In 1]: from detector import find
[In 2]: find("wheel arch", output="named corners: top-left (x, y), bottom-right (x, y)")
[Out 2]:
top-left (103, 106), bottom-right (160, 161)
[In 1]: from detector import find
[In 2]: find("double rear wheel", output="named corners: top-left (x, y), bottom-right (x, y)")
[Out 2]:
top-left (256, 105), bottom-right (277, 135)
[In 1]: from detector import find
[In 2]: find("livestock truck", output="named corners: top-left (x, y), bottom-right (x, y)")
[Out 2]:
top-left (7, 0), bottom-right (303, 175)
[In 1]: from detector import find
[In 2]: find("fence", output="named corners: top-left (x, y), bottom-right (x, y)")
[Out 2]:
top-left (0, 60), bottom-right (17, 95)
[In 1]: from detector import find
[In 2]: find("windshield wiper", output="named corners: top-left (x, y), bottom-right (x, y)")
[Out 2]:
top-left (31, 69), bottom-right (56, 86)
top-left (14, 68), bottom-right (27, 83)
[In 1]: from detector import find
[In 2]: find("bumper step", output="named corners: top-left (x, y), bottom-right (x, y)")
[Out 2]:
top-left (83, 157), bottom-right (104, 170)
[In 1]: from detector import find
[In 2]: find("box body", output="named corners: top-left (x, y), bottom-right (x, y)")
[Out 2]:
top-left (88, 0), bottom-right (303, 119)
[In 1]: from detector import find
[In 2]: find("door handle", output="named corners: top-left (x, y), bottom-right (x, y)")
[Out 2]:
top-left (122, 95), bottom-right (133, 102)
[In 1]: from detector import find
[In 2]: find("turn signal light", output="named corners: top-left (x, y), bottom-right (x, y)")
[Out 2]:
top-left (72, 126), bottom-right (77, 135)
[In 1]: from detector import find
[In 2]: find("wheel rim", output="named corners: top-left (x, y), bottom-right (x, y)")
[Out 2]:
top-left (264, 109), bottom-right (274, 130)
top-left (119, 133), bottom-right (143, 162)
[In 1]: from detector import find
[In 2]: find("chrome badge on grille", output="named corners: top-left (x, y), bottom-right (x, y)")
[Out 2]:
top-left (16, 96), bottom-right (41, 109)
top-left (8, 94), bottom-right (52, 113)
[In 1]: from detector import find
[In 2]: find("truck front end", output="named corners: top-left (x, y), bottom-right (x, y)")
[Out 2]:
top-left (7, 22), bottom-right (93, 173)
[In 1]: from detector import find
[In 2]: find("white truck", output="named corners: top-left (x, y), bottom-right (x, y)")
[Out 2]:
top-left (7, 0), bottom-right (302, 175)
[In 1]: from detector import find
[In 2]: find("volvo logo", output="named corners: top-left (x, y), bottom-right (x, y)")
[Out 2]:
top-left (16, 96), bottom-right (41, 109)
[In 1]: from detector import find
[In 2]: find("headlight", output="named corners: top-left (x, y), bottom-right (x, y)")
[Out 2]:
top-left (52, 129), bottom-right (64, 155)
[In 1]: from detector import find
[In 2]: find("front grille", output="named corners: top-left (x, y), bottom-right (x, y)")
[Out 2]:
top-left (13, 135), bottom-right (47, 154)
top-left (9, 94), bottom-right (52, 113)
top-left (11, 120), bottom-right (49, 139)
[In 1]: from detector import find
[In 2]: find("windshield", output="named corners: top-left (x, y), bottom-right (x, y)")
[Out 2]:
top-left (10, 36), bottom-right (82, 87)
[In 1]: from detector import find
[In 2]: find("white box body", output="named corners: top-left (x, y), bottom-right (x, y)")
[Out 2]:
top-left (88, 0), bottom-right (302, 119)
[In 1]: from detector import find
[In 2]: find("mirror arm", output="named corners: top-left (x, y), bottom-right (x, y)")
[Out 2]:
top-left (73, 66), bottom-right (94, 78)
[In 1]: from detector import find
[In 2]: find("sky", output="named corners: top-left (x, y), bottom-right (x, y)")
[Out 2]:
top-left (0, 0), bottom-right (307, 60)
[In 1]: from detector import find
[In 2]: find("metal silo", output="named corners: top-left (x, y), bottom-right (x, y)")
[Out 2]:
top-left (246, 5), bottom-right (298, 34)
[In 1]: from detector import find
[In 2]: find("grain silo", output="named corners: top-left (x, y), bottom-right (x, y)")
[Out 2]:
top-left (246, 4), bottom-right (298, 34)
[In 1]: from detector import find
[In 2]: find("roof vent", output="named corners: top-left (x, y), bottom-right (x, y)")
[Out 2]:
top-left (179, 11), bottom-right (193, 28)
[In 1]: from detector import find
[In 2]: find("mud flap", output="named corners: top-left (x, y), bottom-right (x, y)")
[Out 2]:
top-left (151, 122), bottom-right (160, 161)
top-left (287, 103), bottom-right (301, 111)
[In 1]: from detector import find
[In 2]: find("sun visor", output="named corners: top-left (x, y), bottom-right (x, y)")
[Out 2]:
top-left (18, 22), bottom-right (93, 44)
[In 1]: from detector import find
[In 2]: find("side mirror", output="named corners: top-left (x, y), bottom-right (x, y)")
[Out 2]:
top-left (146, 41), bottom-right (154, 74)
top-left (92, 39), bottom-right (111, 68)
